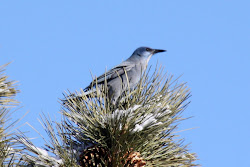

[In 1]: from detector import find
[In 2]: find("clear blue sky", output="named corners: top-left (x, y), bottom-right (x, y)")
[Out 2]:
top-left (1, 1), bottom-right (250, 166)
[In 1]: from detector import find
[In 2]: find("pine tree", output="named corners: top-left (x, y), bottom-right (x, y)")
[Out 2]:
top-left (17, 66), bottom-right (198, 166)
top-left (0, 63), bottom-right (20, 166)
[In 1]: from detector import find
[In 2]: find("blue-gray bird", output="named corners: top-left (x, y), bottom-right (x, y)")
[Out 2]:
top-left (67, 47), bottom-right (166, 104)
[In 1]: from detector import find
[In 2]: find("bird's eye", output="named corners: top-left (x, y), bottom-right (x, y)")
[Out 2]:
top-left (146, 48), bottom-right (150, 51)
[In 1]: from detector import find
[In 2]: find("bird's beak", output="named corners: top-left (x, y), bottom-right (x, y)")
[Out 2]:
top-left (153, 49), bottom-right (166, 54)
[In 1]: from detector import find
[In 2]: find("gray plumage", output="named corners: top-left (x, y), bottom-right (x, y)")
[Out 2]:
top-left (69, 47), bottom-right (165, 104)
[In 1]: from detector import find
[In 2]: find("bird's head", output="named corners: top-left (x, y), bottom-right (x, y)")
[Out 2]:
top-left (133, 47), bottom-right (166, 59)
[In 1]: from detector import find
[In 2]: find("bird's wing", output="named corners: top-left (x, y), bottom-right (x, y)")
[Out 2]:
top-left (85, 61), bottom-right (134, 90)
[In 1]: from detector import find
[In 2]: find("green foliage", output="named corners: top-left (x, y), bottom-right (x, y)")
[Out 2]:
top-left (0, 63), bottom-right (20, 166)
top-left (62, 67), bottom-right (197, 166)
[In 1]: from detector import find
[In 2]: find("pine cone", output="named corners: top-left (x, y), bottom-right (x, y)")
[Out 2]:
top-left (79, 146), bottom-right (111, 167)
top-left (79, 146), bottom-right (146, 167)
top-left (124, 151), bottom-right (146, 167)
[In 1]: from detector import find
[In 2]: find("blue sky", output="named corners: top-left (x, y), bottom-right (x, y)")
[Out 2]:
top-left (1, 1), bottom-right (250, 166)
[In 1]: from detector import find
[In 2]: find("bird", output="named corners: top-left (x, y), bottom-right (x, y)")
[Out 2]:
top-left (66, 47), bottom-right (166, 104)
